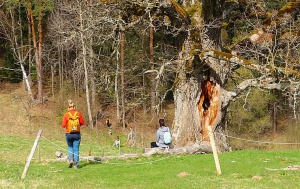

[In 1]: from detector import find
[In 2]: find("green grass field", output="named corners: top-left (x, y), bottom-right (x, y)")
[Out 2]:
top-left (1, 135), bottom-right (300, 189)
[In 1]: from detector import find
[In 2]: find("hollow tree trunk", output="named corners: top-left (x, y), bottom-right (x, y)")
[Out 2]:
top-left (173, 64), bottom-right (230, 152)
top-left (172, 0), bottom-right (230, 152)
top-left (172, 79), bottom-right (201, 146)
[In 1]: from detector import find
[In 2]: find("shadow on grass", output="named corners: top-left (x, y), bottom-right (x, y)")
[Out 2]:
top-left (79, 161), bottom-right (102, 169)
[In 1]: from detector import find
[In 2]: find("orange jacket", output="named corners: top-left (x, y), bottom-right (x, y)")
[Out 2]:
top-left (62, 110), bottom-right (84, 133)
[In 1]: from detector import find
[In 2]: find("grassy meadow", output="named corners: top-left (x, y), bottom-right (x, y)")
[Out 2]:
top-left (1, 135), bottom-right (300, 189)
top-left (1, 84), bottom-right (300, 189)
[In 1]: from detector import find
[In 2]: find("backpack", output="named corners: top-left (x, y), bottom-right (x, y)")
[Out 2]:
top-left (67, 112), bottom-right (80, 132)
top-left (163, 129), bottom-right (172, 144)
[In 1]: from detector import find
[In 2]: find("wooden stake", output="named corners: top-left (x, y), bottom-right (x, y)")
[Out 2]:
top-left (38, 142), bottom-right (40, 162)
top-left (207, 126), bottom-right (222, 175)
top-left (21, 129), bottom-right (43, 179)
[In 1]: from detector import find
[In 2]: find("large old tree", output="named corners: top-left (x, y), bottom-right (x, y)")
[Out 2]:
top-left (172, 0), bottom-right (300, 151)
top-left (122, 0), bottom-right (300, 151)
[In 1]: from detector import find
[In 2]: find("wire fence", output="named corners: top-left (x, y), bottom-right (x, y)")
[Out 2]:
top-left (216, 132), bottom-right (300, 145)
top-left (41, 132), bottom-right (300, 158)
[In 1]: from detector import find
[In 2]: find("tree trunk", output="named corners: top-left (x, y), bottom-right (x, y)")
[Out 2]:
top-left (272, 102), bottom-right (277, 134)
top-left (28, 1), bottom-right (42, 102)
top-left (120, 31), bottom-right (126, 130)
top-left (115, 47), bottom-right (120, 123)
top-left (172, 0), bottom-right (230, 151)
top-left (51, 65), bottom-right (54, 98)
top-left (172, 79), bottom-right (202, 146)
top-left (37, 6), bottom-right (43, 102)
top-left (8, 5), bottom-right (34, 102)
top-left (79, 5), bottom-right (93, 128)
top-left (89, 45), bottom-right (96, 109)
top-left (20, 63), bottom-right (34, 102)
top-left (27, 5), bottom-right (32, 89)
top-left (149, 26), bottom-right (156, 116)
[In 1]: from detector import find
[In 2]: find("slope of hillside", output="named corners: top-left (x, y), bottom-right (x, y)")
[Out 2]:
top-left (0, 82), bottom-right (175, 149)
top-left (0, 82), bottom-right (60, 139)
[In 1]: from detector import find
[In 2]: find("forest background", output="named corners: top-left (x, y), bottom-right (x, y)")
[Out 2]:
top-left (0, 0), bottom-right (300, 151)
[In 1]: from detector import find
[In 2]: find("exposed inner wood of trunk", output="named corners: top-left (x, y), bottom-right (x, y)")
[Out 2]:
top-left (198, 78), bottom-right (220, 141)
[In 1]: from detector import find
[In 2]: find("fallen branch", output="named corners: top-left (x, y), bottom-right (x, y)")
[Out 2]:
top-left (46, 142), bottom-right (216, 162)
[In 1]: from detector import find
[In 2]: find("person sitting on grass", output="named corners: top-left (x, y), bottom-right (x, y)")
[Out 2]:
top-left (113, 136), bottom-right (120, 147)
top-left (150, 119), bottom-right (171, 148)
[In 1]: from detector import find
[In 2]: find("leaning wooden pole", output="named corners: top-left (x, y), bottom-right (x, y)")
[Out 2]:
top-left (21, 129), bottom-right (43, 179)
top-left (207, 126), bottom-right (222, 175)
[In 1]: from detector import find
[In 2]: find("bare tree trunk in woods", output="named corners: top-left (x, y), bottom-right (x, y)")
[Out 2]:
top-left (120, 31), bottom-right (126, 130)
top-left (18, 3), bottom-right (25, 90)
top-left (89, 45), bottom-right (96, 108)
top-left (79, 6), bottom-right (93, 128)
top-left (58, 46), bottom-right (64, 93)
top-left (27, 8), bottom-right (32, 86)
top-left (17, 4), bottom-right (33, 100)
top-left (28, 1), bottom-right (43, 102)
top-left (37, 7), bottom-right (43, 102)
top-left (51, 65), bottom-right (54, 98)
top-left (7, 5), bottom-right (34, 102)
top-left (88, 0), bottom-right (96, 108)
top-left (115, 48), bottom-right (120, 123)
top-left (113, 27), bottom-right (121, 123)
top-left (20, 64), bottom-right (34, 101)
top-left (273, 102), bottom-right (277, 134)
top-left (149, 26), bottom-right (156, 116)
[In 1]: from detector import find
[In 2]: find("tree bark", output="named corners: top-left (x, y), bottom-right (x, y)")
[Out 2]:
top-left (37, 6), bottom-right (43, 102)
top-left (28, 1), bottom-right (43, 102)
top-left (120, 31), bottom-right (126, 130)
top-left (149, 25), bottom-right (156, 116)
top-left (27, 5), bottom-right (32, 89)
top-left (172, 0), bottom-right (230, 151)
top-left (115, 46), bottom-right (120, 123)
top-left (28, 1), bottom-right (44, 102)
top-left (89, 47), bottom-right (96, 109)
top-left (173, 79), bottom-right (201, 146)
top-left (79, 4), bottom-right (93, 128)
top-left (20, 63), bottom-right (34, 102)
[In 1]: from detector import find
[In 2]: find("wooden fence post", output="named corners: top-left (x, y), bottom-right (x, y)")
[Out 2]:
top-left (21, 129), bottom-right (43, 179)
top-left (207, 126), bottom-right (222, 175)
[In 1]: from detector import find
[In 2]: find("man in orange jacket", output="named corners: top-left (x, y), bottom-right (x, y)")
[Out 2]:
top-left (62, 100), bottom-right (84, 169)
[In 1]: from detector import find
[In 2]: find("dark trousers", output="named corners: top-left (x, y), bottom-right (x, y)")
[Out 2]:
top-left (151, 142), bottom-right (158, 148)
